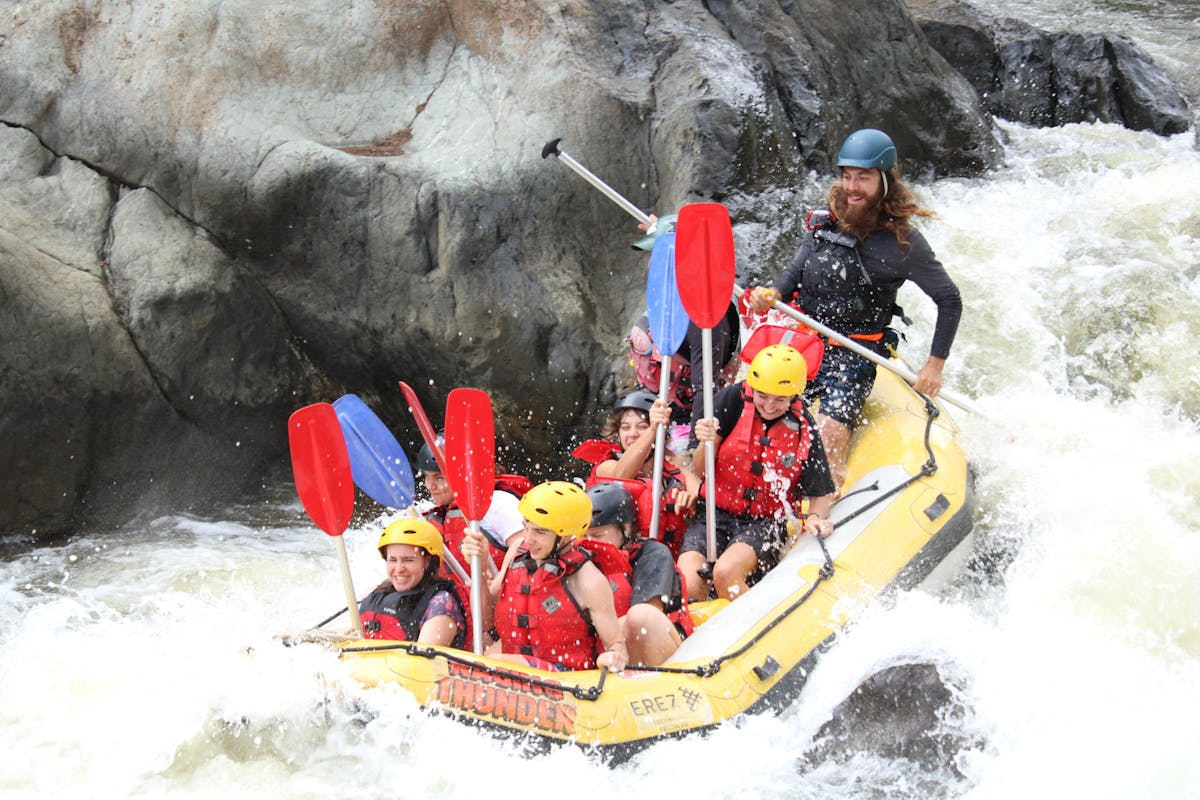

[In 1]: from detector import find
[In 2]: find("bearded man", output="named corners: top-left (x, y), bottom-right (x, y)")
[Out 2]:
top-left (748, 128), bottom-right (962, 489)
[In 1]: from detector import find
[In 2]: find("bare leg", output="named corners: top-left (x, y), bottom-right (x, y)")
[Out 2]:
top-left (817, 413), bottom-right (852, 492)
top-left (711, 542), bottom-right (758, 600)
top-left (623, 605), bottom-right (683, 667)
top-left (677, 550), bottom-right (709, 601)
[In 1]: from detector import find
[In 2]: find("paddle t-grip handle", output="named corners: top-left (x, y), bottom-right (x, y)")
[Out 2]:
top-left (541, 137), bottom-right (653, 226)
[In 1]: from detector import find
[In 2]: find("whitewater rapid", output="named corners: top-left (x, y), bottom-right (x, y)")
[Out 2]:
top-left (3, 8), bottom-right (1199, 800)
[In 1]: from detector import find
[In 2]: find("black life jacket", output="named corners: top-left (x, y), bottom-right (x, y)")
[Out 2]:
top-left (795, 208), bottom-right (901, 337)
top-left (358, 579), bottom-right (466, 648)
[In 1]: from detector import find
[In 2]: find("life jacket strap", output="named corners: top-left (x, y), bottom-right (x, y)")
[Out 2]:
top-left (793, 321), bottom-right (885, 346)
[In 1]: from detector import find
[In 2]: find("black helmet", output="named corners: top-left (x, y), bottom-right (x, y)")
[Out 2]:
top-left (416, 432), bottom-right (445, 473)
top-left (586, 482), bottom-right (635, 529)
top-left (614, 388), bottom-right (657, 414)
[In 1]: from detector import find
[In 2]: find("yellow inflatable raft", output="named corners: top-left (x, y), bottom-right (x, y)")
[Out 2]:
top-left (334, 367), bottom-right (973, 760)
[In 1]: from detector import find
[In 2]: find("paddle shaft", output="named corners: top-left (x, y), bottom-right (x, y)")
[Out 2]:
top-left (648, 354), bottom-right (671, 541)
top-left (544, 148), bottom-right (976, 413)
top-left (734, 284), bottom-right (981, 415)
top-left (400, 381), bottom-right (499, 576)
top-left (335, 537), bottom-right (364, 637)
top-left (468, 522), bottom-right (485, 653)
top-left (701, 330), bottom-right (718, 562)
top-left (544, 141), bottom-right (652, 227)
top-left (542, 144), bottom-right (979, 418)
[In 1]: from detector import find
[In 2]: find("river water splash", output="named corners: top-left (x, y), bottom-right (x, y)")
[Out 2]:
top-left (3, 6), bottom-right (1200, 798)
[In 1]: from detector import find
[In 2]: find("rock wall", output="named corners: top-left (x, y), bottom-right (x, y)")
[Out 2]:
top-left (911, 0), bottom-right (1191, 134)
top-left (0, 0), bottom-right (1187, 537)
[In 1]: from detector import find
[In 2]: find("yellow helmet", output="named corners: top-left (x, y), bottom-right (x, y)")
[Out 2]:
top-left (746, 343), bottom-right (808, 396)
top-left (518, 481), bottom-right (592, 540)
top-left (377, 518), bottom-right (444, 560)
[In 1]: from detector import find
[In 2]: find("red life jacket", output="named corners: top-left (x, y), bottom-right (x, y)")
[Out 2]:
top-left (425, 477), bottom-right (530, 650)
top-left (580, 539), bottom-right (695, 639)
top-left (709, 383), bottom-right (812, 518)
top-left (358, 579), bottom-right (467, 648)
top-left (627, 315), bottom-right (694, 409)
top-left (578, 538), bottom-right (633, 617)
top-left (573, 440), bottom-right (691, 557)
top-left (425, 506), bottom-right (509, 577)
top-left (494, 547), bottom-right (599, 671)
top-left (426, 472), bottom-right (531, 572)
top-left (494, 473), bottom-right (533, 498)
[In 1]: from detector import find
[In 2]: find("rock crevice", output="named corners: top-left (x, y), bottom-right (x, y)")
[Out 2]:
top-left (0, 0), bottom-right (1189, 537)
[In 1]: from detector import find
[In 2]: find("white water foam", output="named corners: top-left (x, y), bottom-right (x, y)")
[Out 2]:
top-left (4, 12), bottom-right (1200, 800)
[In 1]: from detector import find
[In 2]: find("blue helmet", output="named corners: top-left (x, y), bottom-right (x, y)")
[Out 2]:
top-left (836, 129), bottom-right (897, 171)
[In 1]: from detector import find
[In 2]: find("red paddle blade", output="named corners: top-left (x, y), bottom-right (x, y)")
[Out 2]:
top-left (398, 380), bottom-right (451, 475)
top-left (288, 403), bottom-right (355, 537)
top-left (740, 325), bottom-right (825, 380)
top-left (444, 388), bottom-right (496, 521)
top-left (675, 202), bottom-right (736, 329)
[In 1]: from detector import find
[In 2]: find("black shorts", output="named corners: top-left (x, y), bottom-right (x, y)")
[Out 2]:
top-left (680, 504), bottom-right (787, 563)
top-left (805, 344), bottom-right (878, 428)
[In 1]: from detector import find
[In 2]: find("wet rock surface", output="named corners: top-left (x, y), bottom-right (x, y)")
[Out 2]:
top-left (0, 1), bottom-right (1187, 536)
top-left (799, 662), bottom-right (982, 778)
top-left (911, 0), bottom-right (1191, 134)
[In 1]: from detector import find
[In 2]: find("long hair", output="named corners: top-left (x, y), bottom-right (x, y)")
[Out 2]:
top-left (827, 166), bottom-right (936, 248)
top-left (601, 407), bottom-right (649, 444)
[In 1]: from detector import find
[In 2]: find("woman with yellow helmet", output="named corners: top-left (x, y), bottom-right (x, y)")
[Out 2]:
top-left (357, 518), bottom-right (467, 648)
top-left (461, 481), bottom-right (629, 672)
top-left (680, 344), bottom-right (837, 602)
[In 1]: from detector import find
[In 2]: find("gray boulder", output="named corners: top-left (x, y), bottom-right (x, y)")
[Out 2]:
top-left (0, 0), bottom-right (1180, 538)
top-left (799, 662), bottom-right (982, 777)
top-left (911, 0), bottom-right (1191, 134)
top-left (0, 127), bottom-right (314, 534)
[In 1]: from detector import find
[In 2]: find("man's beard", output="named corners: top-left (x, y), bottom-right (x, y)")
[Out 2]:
top-left (829, 185), bottom-right (882, 241)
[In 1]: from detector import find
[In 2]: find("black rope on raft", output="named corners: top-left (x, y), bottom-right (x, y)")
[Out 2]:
top-left (336, 391), bottom-right (943, 693)
top-left (823, 392), bottom-right (939, 530)
top-left (625, 390), bottom-right (941, 679)
top-left (337, 641), bottom-right (610, 701)
top-left (313, 606), bottom-right (348, 628)
top-left (641, 531), bottom-right (837, 677)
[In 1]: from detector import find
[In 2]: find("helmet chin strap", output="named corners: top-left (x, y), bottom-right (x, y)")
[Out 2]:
top-left (551, 535), bottom-right (569, 558)
top-left (880, 169), bottom-right (889, 198)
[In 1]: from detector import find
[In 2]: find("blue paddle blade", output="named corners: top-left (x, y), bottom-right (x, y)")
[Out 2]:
top-left (332, 394), bottom-right (416, 510)
top-left (633, 212), bottom-right (678, 251)
top-left (646, 232), bottom-right (690, 357)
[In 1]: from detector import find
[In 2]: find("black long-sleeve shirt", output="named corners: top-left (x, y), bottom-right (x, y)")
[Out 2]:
top-left (772, 225), bottom-right (962, 359)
